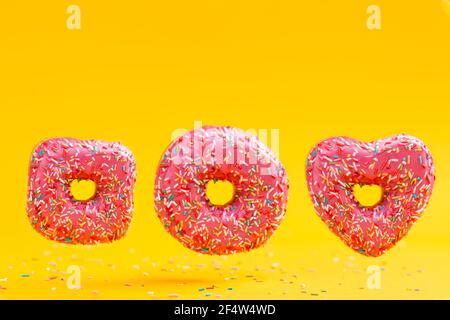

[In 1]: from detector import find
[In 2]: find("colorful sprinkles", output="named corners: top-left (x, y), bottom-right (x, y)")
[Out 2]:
top-left (26, 138), bottom-right (137, 244)
top-left (154, 126), bottom-right (289, 255)
top-left (306, 134), bottom-right (435, 257)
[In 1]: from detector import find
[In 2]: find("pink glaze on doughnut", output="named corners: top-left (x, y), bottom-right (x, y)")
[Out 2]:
top-left (27, 138), bottom-right (136, 244)
top-left (306, 134), bottom-right (435, 257)
top-left (154, 126), bottom-right (289, 255)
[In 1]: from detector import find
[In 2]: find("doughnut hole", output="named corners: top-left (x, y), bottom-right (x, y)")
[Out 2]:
top-left (205, 179), bottom-right (236, 207)
top-left (352, 184), bottom-right (384, 208)
top-left (70, 179), bottom-right (97, 201)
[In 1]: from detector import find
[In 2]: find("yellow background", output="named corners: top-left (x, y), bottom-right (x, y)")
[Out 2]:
top-left (1, 1), bottom-right (450, 299)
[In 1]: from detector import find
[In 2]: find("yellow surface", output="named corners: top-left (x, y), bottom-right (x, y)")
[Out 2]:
top-left (353, 184), bottom-right (384, 207)
top-left (205, 180), bottom-right (236, 207)
top-left (70, 179), bottom-right (97, 201)
top-left (1, 1), bottom-right (450, 300)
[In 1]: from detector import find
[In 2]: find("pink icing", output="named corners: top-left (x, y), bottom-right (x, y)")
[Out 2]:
top-left (154, 126), bottom-right (289, 255)
top-left (27, 138), bottom-right (136, 244)
top-left (306, 134), bottom-right (435, 257)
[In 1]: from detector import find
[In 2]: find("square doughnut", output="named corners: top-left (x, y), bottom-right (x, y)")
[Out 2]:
top-left (26, 138), bottom-right (137, 244)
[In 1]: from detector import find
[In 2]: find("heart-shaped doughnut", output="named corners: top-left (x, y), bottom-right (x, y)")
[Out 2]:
top-left (306, 134), bottom-right (435, 257)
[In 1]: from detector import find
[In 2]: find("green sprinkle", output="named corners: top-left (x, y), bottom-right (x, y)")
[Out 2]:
top-left (168, 194), bottom-right (174, 201)
top-left (201, 248), bottom-right (209, 253)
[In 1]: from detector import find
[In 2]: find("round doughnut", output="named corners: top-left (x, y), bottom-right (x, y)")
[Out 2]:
top-left (306, 134), bottom-right (435, 257)
top-left (154, 126), bottom-right (289, 255)
top-left (27, 138), bottom-right (137, 244)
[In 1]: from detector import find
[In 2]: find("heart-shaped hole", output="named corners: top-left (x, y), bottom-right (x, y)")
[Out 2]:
top-left (352, 184), bottom-right (383, 208)
top-left (205, 179), bottom-right (235, 207)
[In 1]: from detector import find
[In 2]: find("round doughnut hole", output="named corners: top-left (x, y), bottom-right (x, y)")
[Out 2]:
top-left (205, 179), bottom-right (235, 207)
top-left (352, 184), bottom-right (383, 208)
top-left (70, 179), bottom-right (97, 201)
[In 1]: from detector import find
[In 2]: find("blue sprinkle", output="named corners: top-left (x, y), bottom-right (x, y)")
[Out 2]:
top-left (374, 145), bottom-right (379, 155)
